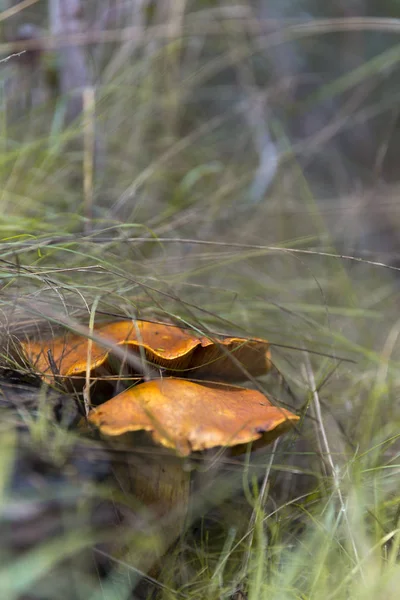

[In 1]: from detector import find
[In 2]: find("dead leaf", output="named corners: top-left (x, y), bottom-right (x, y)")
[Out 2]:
top-left (87, 378), bottom-right (299, 456)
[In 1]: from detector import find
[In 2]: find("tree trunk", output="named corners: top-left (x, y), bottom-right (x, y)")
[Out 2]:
top-left (48, 0), bottom-right (89, 122)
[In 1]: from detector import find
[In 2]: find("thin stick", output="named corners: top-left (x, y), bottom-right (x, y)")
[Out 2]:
top-left (0, 51), bottom-right (26, 65)
top-left (3, 17), bottom-right (400, 51)
top-left (84, 295), bottom-right (101, 412)
top-left (0, 0), bottom-right (40, 23)
top-left (83, 86), bottom-right (95, 234)
top-left (47, 349), bottom-right (60, 378)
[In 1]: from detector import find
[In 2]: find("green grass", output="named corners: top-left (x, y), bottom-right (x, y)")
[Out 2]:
top-left (1, 4), bottom-right (400, 599)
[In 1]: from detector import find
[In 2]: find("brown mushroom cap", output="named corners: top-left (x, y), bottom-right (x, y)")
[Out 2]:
top-left (21, 320), bottom-right (272, 383)
top-left (87, 378), bottom-right (299, 456)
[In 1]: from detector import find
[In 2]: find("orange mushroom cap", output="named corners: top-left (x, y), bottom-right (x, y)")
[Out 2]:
top-left (87, 378), bottom-right (299, 456)
top-left (21, 320), bottom-right (272, 383)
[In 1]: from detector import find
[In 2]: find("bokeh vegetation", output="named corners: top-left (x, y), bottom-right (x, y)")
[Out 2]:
top-left (0, 1), bottom-right (399, 598)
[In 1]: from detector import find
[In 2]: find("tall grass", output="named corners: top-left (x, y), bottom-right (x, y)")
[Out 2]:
top-left (0, 3), bottom-right (399, 598)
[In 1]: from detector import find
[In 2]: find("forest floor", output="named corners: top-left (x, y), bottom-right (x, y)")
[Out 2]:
top-left (1, 12), bottom-right (400, 598)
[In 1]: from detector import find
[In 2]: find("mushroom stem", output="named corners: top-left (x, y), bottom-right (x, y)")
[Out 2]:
top-left (108, 434), bottom-right (191, 574)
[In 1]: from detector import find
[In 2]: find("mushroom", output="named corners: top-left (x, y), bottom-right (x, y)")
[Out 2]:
top-left (20, 320), bottom-right (273, 388)
top-left (18, 320), bottom-right (298, 572)
top-left (87, 378), bottom-right (299, 571)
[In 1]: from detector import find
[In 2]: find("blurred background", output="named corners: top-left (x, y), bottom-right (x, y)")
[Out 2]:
top-left (2, 0), bottom-right (400, 258)
top-left (1, 2), bottom-right (400, 599)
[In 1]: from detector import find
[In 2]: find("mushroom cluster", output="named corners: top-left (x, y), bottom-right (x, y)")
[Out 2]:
top-left (22, 320), bottom-right (275, 384)
top-left (21, 319), bottom-right (299, 570)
